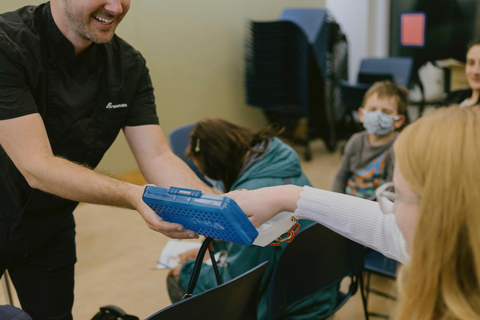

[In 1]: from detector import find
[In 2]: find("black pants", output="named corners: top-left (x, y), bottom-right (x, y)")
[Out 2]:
top-left (0, 220), bottom-right (76, 320)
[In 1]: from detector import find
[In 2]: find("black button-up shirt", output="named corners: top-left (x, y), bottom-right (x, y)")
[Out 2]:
top-left (0, 3), bottom-right (159, 252)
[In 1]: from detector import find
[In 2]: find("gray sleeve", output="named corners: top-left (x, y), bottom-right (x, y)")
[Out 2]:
top-left (332, 136), bottom-right (356, 193)
top-left (384, 147), bottom-right (395, 182)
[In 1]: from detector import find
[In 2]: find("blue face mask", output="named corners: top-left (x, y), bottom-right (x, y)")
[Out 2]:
top-left (362, 111), bottom-right (400, 136)
top-left (204, 176), bottom-right (225, 193)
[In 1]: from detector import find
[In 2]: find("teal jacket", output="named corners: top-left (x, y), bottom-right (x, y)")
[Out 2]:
top-left (178, 137), bottom-right (339, 319)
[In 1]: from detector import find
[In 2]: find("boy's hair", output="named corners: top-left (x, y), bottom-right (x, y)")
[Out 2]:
top-left (362, 80), bottom-right (409, 116)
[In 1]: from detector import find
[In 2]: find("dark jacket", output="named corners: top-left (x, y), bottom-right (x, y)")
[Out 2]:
top-left (439, 89), bottom-right (479, 107)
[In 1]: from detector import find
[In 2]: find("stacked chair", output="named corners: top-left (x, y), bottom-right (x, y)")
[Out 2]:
top-left (245, 8), bottom-right (348, 160)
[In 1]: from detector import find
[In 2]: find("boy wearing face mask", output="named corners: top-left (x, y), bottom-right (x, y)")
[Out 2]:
top-left (333, 81), bottom-right (409, 199)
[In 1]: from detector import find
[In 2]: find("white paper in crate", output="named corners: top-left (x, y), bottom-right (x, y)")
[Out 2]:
top-left (157, 240), bottom-right (201, 269)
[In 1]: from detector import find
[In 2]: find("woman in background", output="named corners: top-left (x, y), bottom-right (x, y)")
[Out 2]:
top-left (442, 38), bottom-right (480, 107)
top-left (228, 106), bottom-right (480, 319)
top-left (167, 118), bottom-right (337, 320)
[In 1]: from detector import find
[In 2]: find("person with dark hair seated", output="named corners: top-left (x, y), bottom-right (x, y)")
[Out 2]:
top-left (0, 305), bottom-right (32, 320)
top-left (166, 118), bottom-right (338, 320)
top-left (441, 38), bottom-right (480, 107)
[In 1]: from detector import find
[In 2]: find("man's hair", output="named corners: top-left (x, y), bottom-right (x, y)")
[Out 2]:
top-left (394, 106), bottom-right (480, 319)
top-left (186, 118), bottom-right (283, 192)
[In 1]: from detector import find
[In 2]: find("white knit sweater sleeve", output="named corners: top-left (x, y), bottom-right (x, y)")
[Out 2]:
top-left (295, 186), bottom-right (410, 264)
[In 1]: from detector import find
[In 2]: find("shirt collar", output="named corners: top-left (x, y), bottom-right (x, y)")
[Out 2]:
top-left (43, 2), bottom-right (97, 60)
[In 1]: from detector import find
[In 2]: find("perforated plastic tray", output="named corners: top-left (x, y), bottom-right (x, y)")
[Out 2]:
top-left (142, 186), bottom-right (258, 245)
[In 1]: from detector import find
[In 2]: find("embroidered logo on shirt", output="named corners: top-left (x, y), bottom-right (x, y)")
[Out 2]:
top-left (106, 102), bottom-right (128, 109)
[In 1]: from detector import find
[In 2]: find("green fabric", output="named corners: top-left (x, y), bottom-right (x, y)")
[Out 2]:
top-left (178, 137), bottom-right (339, 319)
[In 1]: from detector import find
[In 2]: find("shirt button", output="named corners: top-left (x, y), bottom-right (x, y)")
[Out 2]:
top-left (49, 59), bottom-right (57, 69)
top-left (49, 109), bottom-right (58, 116)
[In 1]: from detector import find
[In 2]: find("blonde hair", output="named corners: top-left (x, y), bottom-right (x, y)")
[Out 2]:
top-left (393, 105), bottom-right (480, 319)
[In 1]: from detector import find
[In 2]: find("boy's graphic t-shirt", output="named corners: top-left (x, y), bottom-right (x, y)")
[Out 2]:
top-left (345, 152), bottom-right (387, 199)
top-left (332, 131), bottom-right (396, 200)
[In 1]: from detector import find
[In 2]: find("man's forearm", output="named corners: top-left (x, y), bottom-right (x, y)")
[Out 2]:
top-left (139, 151), bottom-right (214, 193)
top-left (124, 124), bottom-right (214, 194)
top-left (28, 155), bottom-right (142, 209)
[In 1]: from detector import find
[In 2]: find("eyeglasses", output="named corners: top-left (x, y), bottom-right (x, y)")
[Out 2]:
top-left (375, 182), bottom-right (420, 214)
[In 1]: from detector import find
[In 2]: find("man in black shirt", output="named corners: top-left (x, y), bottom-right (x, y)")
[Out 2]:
top-left (0, 1), bottom-right (211, 319)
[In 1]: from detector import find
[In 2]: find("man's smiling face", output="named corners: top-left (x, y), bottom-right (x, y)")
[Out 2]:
top-left (59, 0), bottom-right (130, 45)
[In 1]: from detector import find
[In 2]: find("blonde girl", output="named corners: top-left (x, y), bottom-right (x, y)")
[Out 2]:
top-left (228, 106), bottom-right (480, 319)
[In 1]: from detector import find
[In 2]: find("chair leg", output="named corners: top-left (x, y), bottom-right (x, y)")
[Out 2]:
top-left (367, 312), bottom-right (390, 319)
top-left (364, 272), bottom-right (394, 319)
top-left (2, 270), bottom-right (14, 305)
top-left (358, 274), bottom-right (369, 320)
top-left (365, 271), bottom-right (371, 302)
top-left (368, 288), bottom-right (397, 301)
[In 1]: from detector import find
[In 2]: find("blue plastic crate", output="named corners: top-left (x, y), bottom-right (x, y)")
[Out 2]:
top-left (142, 186), bottom-right (258, 245)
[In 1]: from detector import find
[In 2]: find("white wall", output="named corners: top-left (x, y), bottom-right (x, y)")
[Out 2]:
top-left (326, 0), bottom-right (390, 83)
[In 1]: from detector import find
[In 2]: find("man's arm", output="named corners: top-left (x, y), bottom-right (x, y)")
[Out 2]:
top-left (124, 124), bottom-right (214, 193)
top-left (0, 114), bottom-right (195, 238)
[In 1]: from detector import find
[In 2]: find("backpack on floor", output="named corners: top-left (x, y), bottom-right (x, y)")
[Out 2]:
top-left (91, 305), bottom-right (139, 320)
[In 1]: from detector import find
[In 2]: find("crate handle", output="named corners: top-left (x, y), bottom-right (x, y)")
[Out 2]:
top-left (168, 187), bottom-right (202, 198)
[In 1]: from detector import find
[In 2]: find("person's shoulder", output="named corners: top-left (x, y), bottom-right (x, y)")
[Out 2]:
top-left (0, 5), bottom-right (41, 38)
top-left (345, 131), bottom-right (367, 149)
top-left (270, 136), bottom-right (291, 150)
top-left (0, 5), bottom-right (42, 57)
top-left (269, 137), bottom-right (302, 161)
top-left (442, 89), bottom-right (472, 106)
top-left (349, 131), bottom-right (368, 141)
top-left (340, 131), bottom-right (366, 159)
top-left (107, 34), bottom-right (146, 63)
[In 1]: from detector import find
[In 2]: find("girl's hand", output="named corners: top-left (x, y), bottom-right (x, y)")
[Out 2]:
top-left (226, 185), bottom-right (302, 226)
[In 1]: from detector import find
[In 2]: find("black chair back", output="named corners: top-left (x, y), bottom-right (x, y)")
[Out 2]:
top-left (146, 262), bottom-right (269, 320)
top-left (267, 223), bottom-right (367, 319)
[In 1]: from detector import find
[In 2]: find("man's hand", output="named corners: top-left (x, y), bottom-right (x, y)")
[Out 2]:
top-left (134, 186), bottom-right (198, 239)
